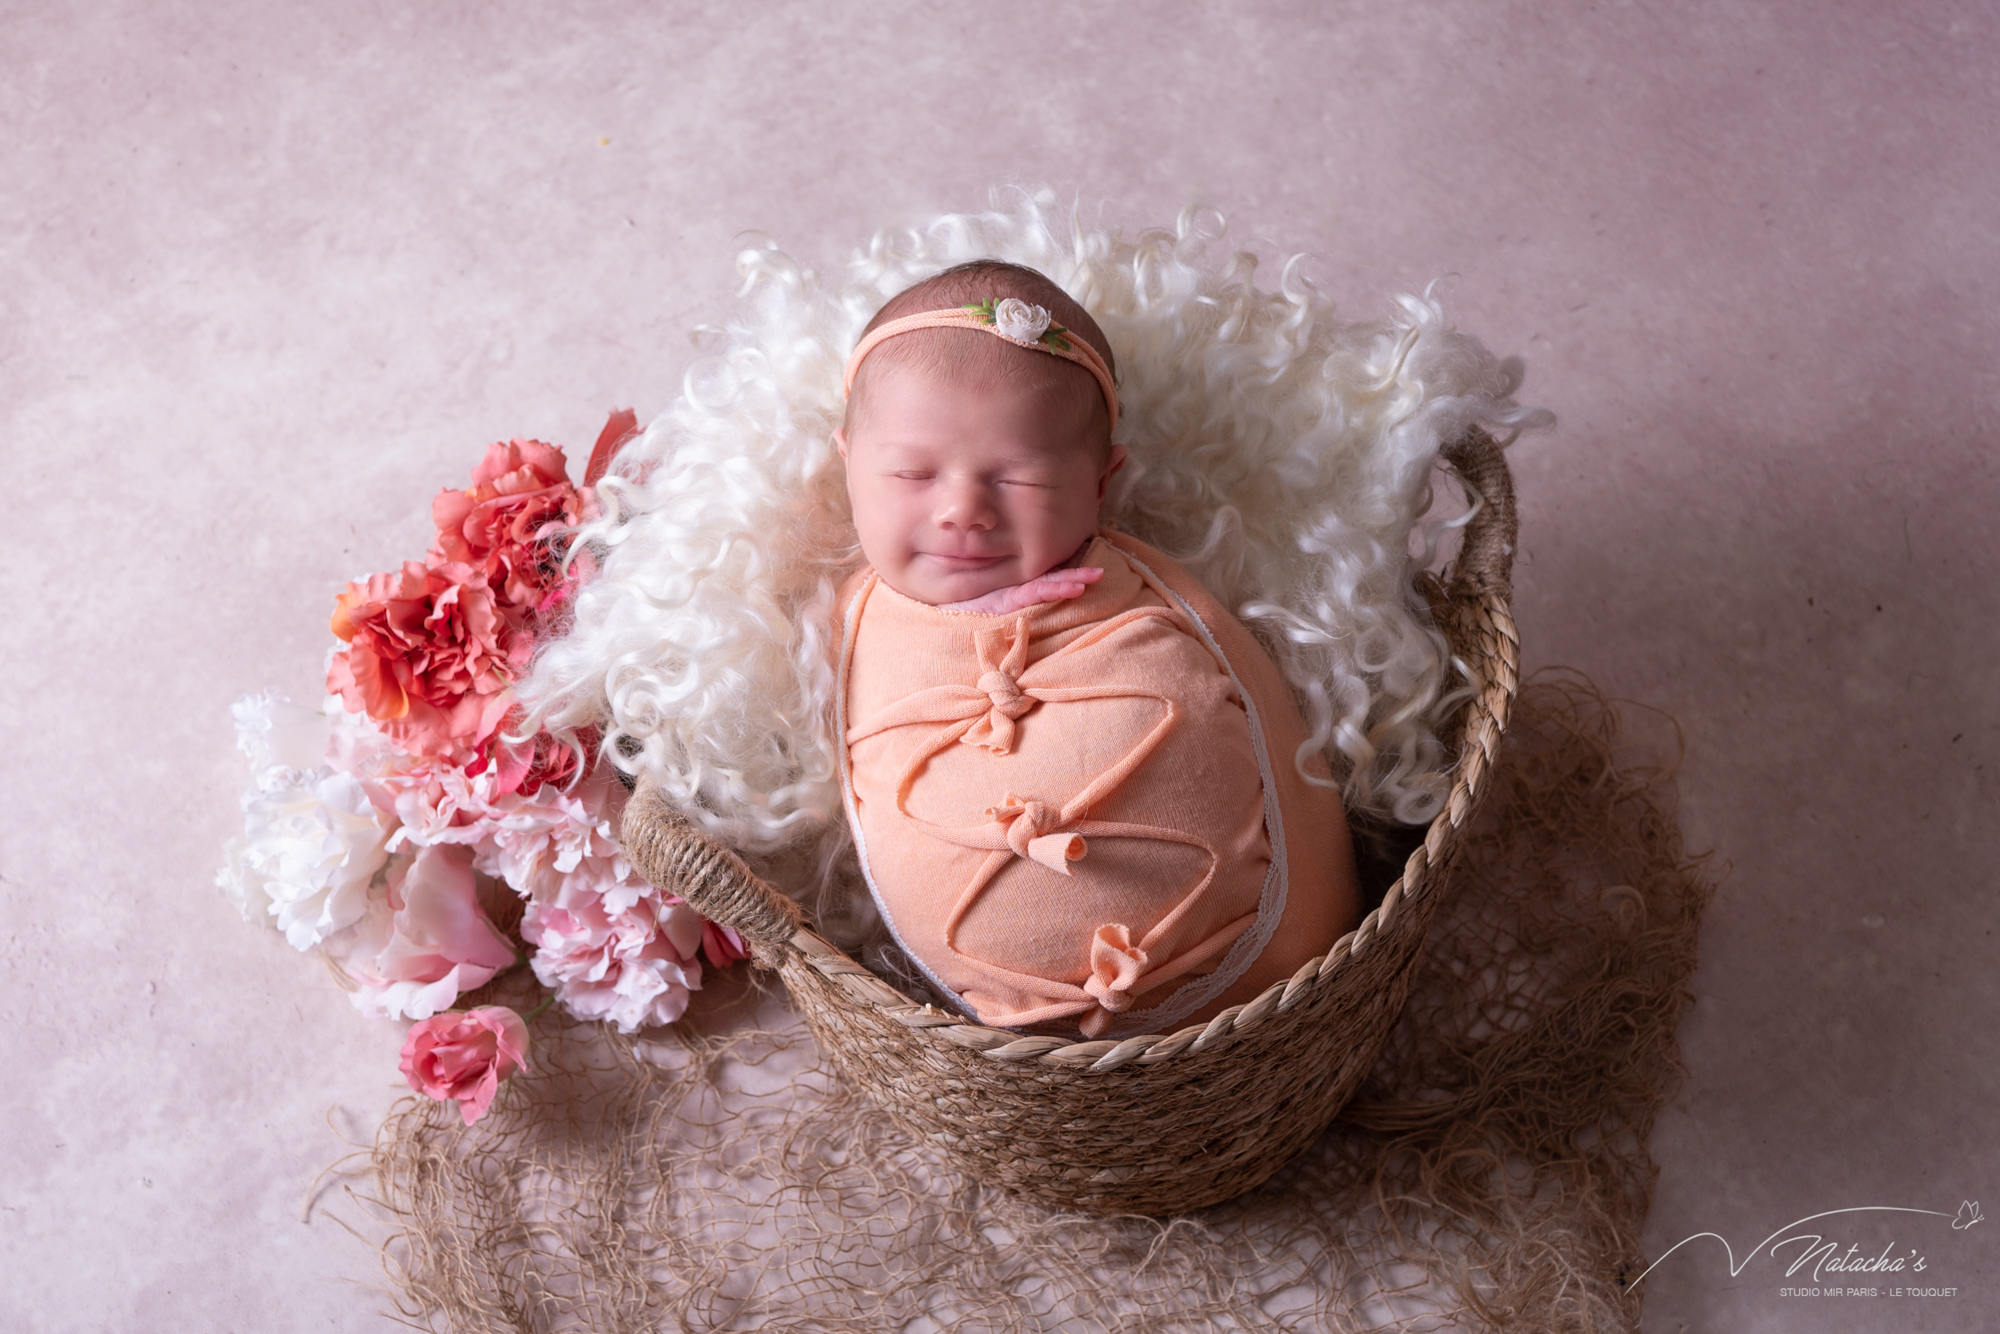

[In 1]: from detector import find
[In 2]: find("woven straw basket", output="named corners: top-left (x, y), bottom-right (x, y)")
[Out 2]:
top-left (621, 429), bottom-right (1519, 1217)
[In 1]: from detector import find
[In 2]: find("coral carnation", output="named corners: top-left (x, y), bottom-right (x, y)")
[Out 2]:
top-left (432, 439), bottom-right (596, 609)
top-left (327, 560), bottom-right (529, 760)
top-left (477, 722), bottom-right (593, 798)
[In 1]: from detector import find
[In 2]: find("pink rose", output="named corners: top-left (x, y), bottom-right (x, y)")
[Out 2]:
top-left (702, 920), bottom-right (749, 968)
top-left (332, 844), bottom-right (522, 1020)
top-left (372, 844), bottom-right (520, 987)
top-left (431, 439), bottom-right (596, 610)
top-left (328, 560), bottom-right (529, 760)
top-left (399, 1006), bottom-right (531, 1126)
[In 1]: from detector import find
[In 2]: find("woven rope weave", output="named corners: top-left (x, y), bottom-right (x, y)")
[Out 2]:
top-left (622, 427), bottom-right (1519, 1215)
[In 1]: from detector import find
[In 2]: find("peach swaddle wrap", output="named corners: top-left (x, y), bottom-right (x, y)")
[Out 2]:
top-left (839, 532), bottom-right (1358, 1039)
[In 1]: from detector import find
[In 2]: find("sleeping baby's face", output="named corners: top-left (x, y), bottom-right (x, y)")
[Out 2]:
top-left (838, 345), bottom-right (1126, 607)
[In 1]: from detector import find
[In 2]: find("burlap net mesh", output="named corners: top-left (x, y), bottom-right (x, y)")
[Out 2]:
top-left (326, 672), bottom-right (1713, 1333)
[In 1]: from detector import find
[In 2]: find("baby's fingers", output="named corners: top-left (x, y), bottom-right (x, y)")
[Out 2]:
top-left (1029, 566), bottom-right (1104, 598)
top-left (942, 567), bottom-right (1106, 615)
top-left (1016, 567), bottom-right (1102, 609)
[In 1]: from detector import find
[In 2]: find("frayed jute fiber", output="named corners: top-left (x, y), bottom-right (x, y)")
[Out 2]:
top-left (347, 674), bottom-right (1713, 1333)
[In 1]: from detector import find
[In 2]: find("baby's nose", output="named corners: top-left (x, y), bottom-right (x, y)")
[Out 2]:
top-left (934, 480), bottom-right (998, 529)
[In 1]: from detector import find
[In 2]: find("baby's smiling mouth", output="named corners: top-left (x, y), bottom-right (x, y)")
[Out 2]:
top-left (923, 552), bottom-right (1008, 567)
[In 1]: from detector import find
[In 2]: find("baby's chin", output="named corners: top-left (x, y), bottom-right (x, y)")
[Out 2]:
top-left (880, 553), bottom-right (1024, 607)
top-left (886, 571), bottom-right (1014, 607)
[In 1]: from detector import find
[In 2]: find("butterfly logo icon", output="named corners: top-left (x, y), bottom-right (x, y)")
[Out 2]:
top-left (1952, 1201), bottom-right (1982, 1230)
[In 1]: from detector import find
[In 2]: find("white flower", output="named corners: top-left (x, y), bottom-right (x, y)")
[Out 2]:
top-left (230, 690), bottom-right (334, 772)
top-left (991, 297), bottom-right (1051, 344)
top-left (217, 692), bottom-right (396, 950)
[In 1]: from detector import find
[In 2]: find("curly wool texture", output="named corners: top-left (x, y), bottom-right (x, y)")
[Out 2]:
top-left (518, 194), bottom-right (1550, 907)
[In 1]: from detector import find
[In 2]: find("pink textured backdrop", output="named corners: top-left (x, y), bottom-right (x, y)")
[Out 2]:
top-left (4, 2), bottom-right (1995, 1329)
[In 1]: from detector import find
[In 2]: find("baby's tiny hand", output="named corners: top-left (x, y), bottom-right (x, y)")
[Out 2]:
top-left (940, 566), bottom-right (1103, 616)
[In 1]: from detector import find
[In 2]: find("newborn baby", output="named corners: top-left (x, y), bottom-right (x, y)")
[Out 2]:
top-left (836, 262), bottom-right (1359, 1038)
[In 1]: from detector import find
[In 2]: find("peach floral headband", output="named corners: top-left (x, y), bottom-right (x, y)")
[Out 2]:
top-left (842, 297), bottom-right (1120, 432)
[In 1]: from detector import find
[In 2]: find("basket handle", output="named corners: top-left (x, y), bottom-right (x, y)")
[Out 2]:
top-left (620, 773), bottom-right (803, 963)
top-left (1440, 426), bottom-right (1517, 602)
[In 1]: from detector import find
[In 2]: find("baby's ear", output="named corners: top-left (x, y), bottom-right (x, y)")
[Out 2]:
top-left (834, 427), bottom-right (848, 459)
top-left (1097, 443), bottom-right (1128, 497)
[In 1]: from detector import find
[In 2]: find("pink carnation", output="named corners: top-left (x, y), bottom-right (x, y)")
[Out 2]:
top-left (474, 723), bottom-right (593, 799)
top-left (431, 439), bottom-right (596, 611)
top-left (473, 766), bottom-right (640, 910)
top-left (522, 887), bottom-right (705, 1033)
top-left (362, 757), bottom-right (511, 849)
top-left (399, 1006), bottom-right (531, 1126)
top-left (483, 768), bottom-right (747, 1030)
top-left (327, 560), bottom-right (529, 761)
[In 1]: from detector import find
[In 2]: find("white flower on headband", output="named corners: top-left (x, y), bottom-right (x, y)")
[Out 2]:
top-left (990, 298), bottom-right (1052, 345)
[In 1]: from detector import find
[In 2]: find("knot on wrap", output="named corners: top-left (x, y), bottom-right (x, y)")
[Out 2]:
top-left (1080, 924), bottom-right (1150, 1036)
top-left (960, 619), bottom-right (1036, 753)
top-left (976, 668), bottom-right (1033, 724)
top-left (986, 795), bottom-right (1087, 874)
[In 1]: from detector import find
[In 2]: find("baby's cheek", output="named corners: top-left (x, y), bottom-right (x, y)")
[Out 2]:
top-left (850, 492), bottom-right (909, 568)
top-left (1047, 497), bottom-right (1104, 553)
